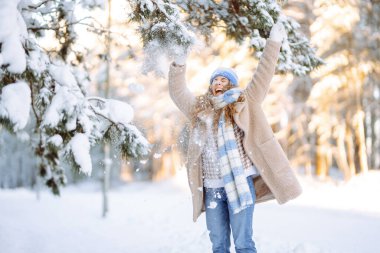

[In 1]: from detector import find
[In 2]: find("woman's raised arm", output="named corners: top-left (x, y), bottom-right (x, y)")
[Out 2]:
top-left (245, 21), bottom-right (285, 104)
top-left (168, 62), bottom-right (197, 119)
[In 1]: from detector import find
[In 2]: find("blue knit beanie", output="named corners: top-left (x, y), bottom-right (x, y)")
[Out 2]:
top-left (209, 67), bottom-right (238, 86)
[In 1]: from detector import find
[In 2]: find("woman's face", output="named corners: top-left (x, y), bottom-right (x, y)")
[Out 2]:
top-left (211, 76), bottom-right (230, 96)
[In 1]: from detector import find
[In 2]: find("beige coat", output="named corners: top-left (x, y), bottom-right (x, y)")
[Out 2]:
top-left (168, 39), bottom-right (302, 222)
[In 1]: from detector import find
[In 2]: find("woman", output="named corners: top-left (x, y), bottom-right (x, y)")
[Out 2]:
top-left (168, 21), bottom-right (302, 253)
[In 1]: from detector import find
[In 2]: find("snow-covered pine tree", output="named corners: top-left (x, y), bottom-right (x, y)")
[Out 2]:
top-left (0, 0), bottom-right (150, 195)
top-left (128, 0), bottom-right (323, 76)
top-left (128, 0), bottom-right (196, 76)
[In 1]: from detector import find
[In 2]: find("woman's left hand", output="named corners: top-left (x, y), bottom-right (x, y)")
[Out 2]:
top-left (269, 17), bottom-right (287, 43)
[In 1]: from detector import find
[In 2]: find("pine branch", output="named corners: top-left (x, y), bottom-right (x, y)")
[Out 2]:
top-left (0, 117), bottom-right (16, 134)
top-left (170, 0), bottom-right (323, 75)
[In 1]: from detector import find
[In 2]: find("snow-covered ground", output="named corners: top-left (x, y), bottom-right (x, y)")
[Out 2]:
top-left (1, 170), bottom-right (380, 253)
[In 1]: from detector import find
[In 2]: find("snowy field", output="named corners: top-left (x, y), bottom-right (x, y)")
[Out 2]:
top-left (1, 170), bottom-right (380, 253)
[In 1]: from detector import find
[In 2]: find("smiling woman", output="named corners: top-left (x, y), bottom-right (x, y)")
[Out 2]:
top-left (209, 67), bottom-right (239, 95)
top-left (211, 76), bottom-right (230, 96)
top-left (168, 20), bottom-right (303, 253)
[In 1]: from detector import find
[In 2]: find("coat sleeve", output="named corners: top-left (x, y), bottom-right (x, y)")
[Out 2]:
top-left (245, 39), bottom-right (282, 104)
top-left (168, 63), bottom-right (197, 119)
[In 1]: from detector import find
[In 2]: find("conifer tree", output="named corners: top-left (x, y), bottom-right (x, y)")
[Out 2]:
top-left (0, 0), bottom-right (150, 195)
top-left (128, 0), bottom-right (323, 75)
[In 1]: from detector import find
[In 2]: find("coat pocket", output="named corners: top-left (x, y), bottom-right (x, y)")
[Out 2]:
top-left (258, 137), bottom-right (290, 171)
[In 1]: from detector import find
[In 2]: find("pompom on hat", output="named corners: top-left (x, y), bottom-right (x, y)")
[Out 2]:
top-left (209, 67), bottom-right (239, 86)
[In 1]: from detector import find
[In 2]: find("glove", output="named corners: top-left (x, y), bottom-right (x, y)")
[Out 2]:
top-left (269, 19), bottom-right (286, 43)
top-left (173, 47), bottom-right (188, 66)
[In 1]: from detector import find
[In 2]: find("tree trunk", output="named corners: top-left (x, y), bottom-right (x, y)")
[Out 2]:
top-left (334, 124), bottom-right (352, 180)
top-left (345, 121), bottom-right (356, 177)
top-left (102, 144), bottom-right (111, 218)
top-left (102, 0), bottom-right (112, 218)
top-left (353, 110), bottom-right (369, 173)
top-left (315, 129), bottom-right (329, 178)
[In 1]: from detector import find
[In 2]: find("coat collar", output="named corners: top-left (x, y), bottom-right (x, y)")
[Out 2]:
top-left (234, 101), bottom-right (245, 113)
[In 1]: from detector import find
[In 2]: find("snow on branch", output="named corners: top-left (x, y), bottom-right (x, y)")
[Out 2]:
top-left (129, 0), bottom-right (323, 76)
top-left (128, 0), bottom-right (196, 76)
top-left (0, 82), bottom-right (31, 131)
top-left (0, 0), bottom-right (150, 195)
top-left (69, 133), bottom-right (92, 175)
top-left (0, 0), bottom-right (27, 73)
top-left (88, 98), bottom-right (150, 160)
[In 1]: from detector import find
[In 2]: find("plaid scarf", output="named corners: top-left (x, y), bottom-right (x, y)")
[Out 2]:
top-left (213, 88), bottom-right (254, 214)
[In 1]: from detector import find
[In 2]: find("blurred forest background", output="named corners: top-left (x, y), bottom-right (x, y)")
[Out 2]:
top-left (0, 0), bottom-right (379, 191)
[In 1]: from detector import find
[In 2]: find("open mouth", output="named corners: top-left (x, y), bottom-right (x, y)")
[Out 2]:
top-left (215, 88), bottom-right (224, 95)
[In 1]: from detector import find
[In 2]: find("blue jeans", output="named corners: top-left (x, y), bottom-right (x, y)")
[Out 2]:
top-left (205, 177), bottom-right (257, 253)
